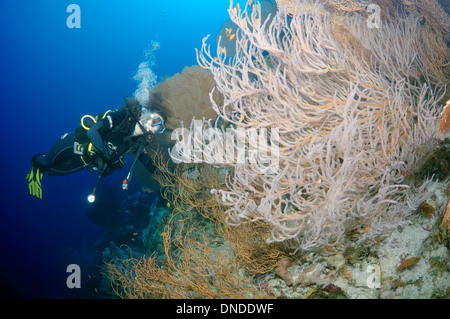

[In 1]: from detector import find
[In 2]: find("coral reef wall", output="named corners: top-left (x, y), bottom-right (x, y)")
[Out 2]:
top-left (193, 0), bottom-right (445, 252)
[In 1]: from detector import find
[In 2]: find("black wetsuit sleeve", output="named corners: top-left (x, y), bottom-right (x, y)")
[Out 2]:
top-left (86, 121), bottom-right (105, 153)
top-left (86, 109), bottom-right (129, 158)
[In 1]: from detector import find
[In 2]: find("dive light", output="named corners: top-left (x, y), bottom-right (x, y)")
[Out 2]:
top-left (87, 193), bottom-right (96, 203)
top-left (87, 170), bottom-right (103, 204)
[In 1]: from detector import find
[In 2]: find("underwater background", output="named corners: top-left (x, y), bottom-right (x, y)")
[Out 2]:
top-left (1, 0), bottom-right (449, 300)
top-left (0, 0), bottom-right (231, 298)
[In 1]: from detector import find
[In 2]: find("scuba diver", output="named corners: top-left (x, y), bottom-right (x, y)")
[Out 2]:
top-left (25, 97), bottom-right (167, 202)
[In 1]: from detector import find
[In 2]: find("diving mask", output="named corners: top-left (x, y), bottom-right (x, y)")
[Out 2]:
top-left (140, 109), bottom-right (166, 135)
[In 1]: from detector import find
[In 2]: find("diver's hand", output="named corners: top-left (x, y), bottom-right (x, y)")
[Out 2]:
top-left (26, 164), bottom-right (44, 199)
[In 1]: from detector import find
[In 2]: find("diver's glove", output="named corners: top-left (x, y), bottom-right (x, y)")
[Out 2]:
top-left (25, 161), bottom-right (45, 199)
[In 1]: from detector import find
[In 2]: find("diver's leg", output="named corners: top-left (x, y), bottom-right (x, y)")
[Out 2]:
top-left (27, 132), bottom-right (89, 198)
top-left (32, 153), bottom-right (50, 172)
top-left (44, 132), bottom-right (88, 176)
top-left (31, 132), bottom-right (74, 172)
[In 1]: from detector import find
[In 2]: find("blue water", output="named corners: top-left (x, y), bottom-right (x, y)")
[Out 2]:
top-left (0, 0), bottom-right (231, 298)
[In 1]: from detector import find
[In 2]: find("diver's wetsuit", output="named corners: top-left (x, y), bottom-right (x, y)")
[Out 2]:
top-left (87, 108), bottom-right (139, 174)
top-left (33, 132), bottom-right (93, 176)
top-left (33, 108), bottom-right (142, 178)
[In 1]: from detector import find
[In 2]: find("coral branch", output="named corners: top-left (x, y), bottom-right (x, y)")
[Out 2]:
top-left (195, 0), bottom-right (441, 252)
